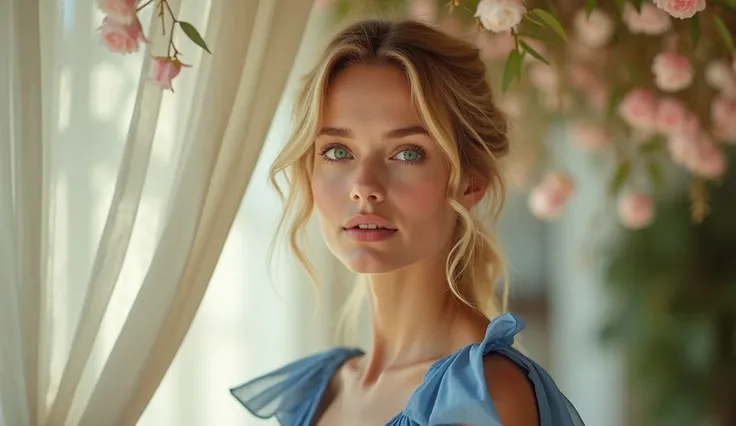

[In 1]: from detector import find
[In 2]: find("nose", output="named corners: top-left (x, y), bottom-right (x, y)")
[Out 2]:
top-left (350, 167), bottom-right (385, 204)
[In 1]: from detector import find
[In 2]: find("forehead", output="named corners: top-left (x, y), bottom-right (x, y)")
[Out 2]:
top-left (321, 63), bottom-right (420, 126)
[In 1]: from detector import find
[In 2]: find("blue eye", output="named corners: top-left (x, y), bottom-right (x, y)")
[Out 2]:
top-left (394, 149), bottom-right (423, 162)
top-left (323, 146), bottom-right (352, 161)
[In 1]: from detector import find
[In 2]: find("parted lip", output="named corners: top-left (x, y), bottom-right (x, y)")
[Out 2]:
top-left (343, 213), bottom-right (397, 230)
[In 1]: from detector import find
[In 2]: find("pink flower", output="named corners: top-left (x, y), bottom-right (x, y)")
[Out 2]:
top-left (656, 97), bottom-right (689, 136)
top-left (528, 172), bottom-right (575, 220)
top-left (712, 96), bottom-right (736, 142)
top-left (474, 0), bottom-right (527, 33)
top-left (652, 52), bottom-right (693, 92)
top-left (654, 0), bottom-right (706, 19)
top-left (705, 60), bottom-right (736, 99)
top-left (97, 0), bottom-right (138, 24)
top-left (570, 122), bottom-right (611, 152)
top-left (99, 16), bottom-right (147, 54)
top-left (623, 3), bottom-right (672, 35)
top-left (690, 142), bottom-right (726, 179)
top-left (617, 193), bottom-right (654, 230)
top-left (667, 118), bottom-right (703, 165)
top-left (573, 9), bottom-right (614, 48)
top-left (619, 88), bottom-right (658, 133)
top-left (148, 56), bottom-right (192, 91)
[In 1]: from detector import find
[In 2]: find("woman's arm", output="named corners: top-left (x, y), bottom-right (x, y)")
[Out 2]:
top-left (482, 354), bottom-right (540, 426)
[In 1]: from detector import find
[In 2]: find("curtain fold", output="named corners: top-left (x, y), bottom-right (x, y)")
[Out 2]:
top-left (44, 3), bottom-right (177, 424)
top-left (0, 0), bottom-right (315, 425)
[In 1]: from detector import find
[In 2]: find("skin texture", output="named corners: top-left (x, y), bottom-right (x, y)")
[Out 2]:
top-left (310, 63), bottom-right (538, 426)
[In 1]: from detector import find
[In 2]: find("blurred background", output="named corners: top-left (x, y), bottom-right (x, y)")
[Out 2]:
top-left (4, 0), bottom-right (735, 425)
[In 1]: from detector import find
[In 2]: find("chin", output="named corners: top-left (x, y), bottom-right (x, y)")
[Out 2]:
top-left (335, 247), bottom-right (409, 274)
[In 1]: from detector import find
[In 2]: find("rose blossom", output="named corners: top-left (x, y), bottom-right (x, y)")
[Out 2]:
top-left (623, 3), bottom-right (672, 35)
top-left (474, 0), bottom-right (526, 33)
top-left (617, 193), bottom-right (654, 230)
top-left (99, 16), bottom-right (147, 54)
top-left (569, 122), bottom-right (611, 152)
top-left (656, 97), bottom-right (689, 136)
top-left (573, 9), bottom-right (614, 48)
top-left (690, 142), bottom-right (727, 179)
top-left (149, 56), bottom-right (192, 91)
top-left (705, 60), bottom-right (736, 99)
top-left (711, 96), bottom-right (736, 142)
top-left (97, 0), bottom-right (138, 25)
top-left (528, 172), bottom-right (575, 220)
top-left (619, 88), bottom-right (658, 133)
top-left (654, 0), bottom-right (706, 19)
top-left (652, 52), bottom-right (694, 92)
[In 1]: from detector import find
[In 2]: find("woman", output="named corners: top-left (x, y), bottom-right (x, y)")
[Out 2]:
top-left (231, 18), bottom-right (585, 426)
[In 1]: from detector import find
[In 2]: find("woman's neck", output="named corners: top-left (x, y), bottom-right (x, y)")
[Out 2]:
top-left (360, 250), bottom-right (488, 385)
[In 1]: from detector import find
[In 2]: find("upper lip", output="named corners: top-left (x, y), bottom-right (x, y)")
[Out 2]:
top-left (343, 214), bottom-right (397, 230)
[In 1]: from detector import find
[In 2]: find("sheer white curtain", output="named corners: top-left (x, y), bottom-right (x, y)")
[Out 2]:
top-left (0, 0), bottom-right (335, 425)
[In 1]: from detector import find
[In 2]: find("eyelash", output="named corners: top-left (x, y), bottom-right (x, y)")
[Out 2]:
top-left (318, 144), bottom-right (427, 165)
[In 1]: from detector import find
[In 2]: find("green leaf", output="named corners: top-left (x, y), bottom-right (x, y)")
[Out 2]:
top-left (615, 0), bottom-right (627, 14)
top-left (179, 22), bottom-right (211, 54)
top-left (585, 0), bottom-right (598, 16)
top-left (690, 14), bottom-right (700, 49)
top-left (713, 15), bottom-right (735, 53)
top-left (631, 0), bottom-right (644, 13)
top-left (609, 161), bottom-right (631, 195)
top-left (647, 161), bottom-right (666, 191)
top-left (606, 85), bottom-right (624, 118)
top-left (519, 39), bottom-right (550, 65)
top-left (502, 48), bottom-right (522, 92)
top-left (523, 13), bottom-right (546, 27)
top-left (530, 9), bottom-right (568, 42)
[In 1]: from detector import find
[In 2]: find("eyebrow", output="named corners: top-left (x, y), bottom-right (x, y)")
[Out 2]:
top-left (316, 125), bottom-right (428, 139)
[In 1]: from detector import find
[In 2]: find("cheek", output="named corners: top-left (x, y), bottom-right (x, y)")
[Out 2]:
top-left (392, 171), bottom-right (453, 226)
top-left (311, 168), bottom-right (349, 220)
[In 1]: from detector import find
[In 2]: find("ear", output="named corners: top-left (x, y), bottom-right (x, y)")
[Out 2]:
top-left (459, 173), bottom-right (487, 209)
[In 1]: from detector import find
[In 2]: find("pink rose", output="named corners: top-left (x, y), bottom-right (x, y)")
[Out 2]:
top-left (690, 142), bottom-right (726, 179)
top-left (623, 3), bottom-right (672, 35)
top-left (619, 88), bottom-right (658, 133)
top-left (97, 0), bottom-right (138, 24)
top-left (474, 0), bottom-right (527, 33)
top-left (652, 52), bottom-right (693, 92)
top-left (654, 0), bottom-right (706, 19)
top-left (570, 122), bottom-right (611, 152)
top-left (573, 9), bottom-right (614, 48)
top-left (99, 16), bottom-right (147, 54)
top-left (528, 172), bottom-right (575, 220)
top-left (712, 96), bottom-right (736, 142)
top-left (148, 56), bottom-right (192, 91)
top-left (667, 118), bottom-right (703, 165)
top-left (617, 193), bottom-right (654, 230)
top-left (656, 97), bottom-right (689, 136)
top-left (705, 60), bottom-right (736, 99)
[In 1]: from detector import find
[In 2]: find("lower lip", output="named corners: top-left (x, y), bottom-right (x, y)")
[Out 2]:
top-left (344, 228), bottom-right (397, 242)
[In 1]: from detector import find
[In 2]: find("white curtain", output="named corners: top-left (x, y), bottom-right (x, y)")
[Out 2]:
top-left (0, 0), bottom-right (332, 424)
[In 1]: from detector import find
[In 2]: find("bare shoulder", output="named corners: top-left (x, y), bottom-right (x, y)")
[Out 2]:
top-left (483, 354), bottom-right (540, 426)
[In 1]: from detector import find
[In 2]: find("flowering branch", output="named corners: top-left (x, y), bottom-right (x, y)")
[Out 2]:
top-left (97, 0), bottom-right (210, 91)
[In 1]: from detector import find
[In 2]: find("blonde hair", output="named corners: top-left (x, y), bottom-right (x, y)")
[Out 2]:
top-left (269, 18), bottom-right (511, 332)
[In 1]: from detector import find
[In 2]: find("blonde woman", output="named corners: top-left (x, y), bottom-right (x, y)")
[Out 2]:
top-left (231, 18), bottom-right (584, 426)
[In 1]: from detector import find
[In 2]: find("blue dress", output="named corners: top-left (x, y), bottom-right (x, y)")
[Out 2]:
top-left (230, 313), bottom-right (586, 425)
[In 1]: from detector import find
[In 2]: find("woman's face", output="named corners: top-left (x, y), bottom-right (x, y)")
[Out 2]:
top-left (311, 63), bottom-right (459, 274)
